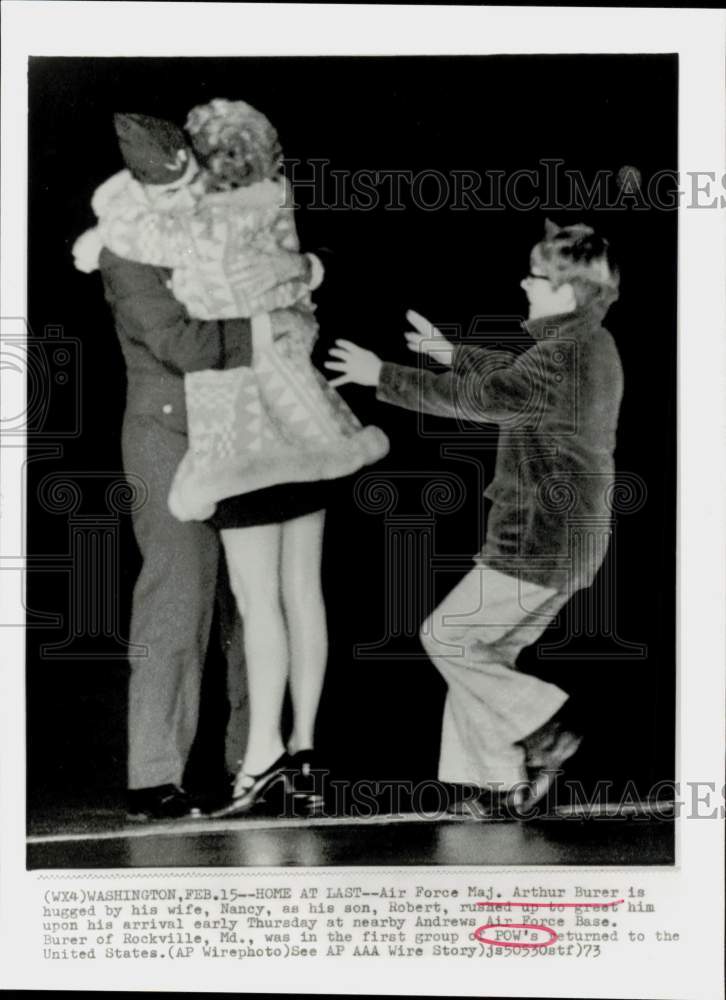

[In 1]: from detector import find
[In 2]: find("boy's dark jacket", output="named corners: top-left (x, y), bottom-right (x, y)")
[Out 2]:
top-left (377, 302), bottom-right (624, 590)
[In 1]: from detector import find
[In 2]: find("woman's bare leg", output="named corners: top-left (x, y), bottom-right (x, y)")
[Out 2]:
top-left (281, 509), bottom-right (328, 754)
top-left (221, 523), bottom-right (287, 775)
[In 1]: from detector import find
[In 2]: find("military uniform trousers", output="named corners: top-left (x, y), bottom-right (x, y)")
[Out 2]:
top-left (122, 409), bottom-right (246, 789)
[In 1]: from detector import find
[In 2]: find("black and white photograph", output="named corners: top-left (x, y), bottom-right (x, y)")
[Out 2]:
top-left (2, 4), bottom-right (725, 998)
top-left (25, 49), bottom-right (677, 869)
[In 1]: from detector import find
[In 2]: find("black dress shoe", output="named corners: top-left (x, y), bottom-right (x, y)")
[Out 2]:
top-left (212, 753), bottom-right (293, 819)
top-left (186, 785), bottom-right (235, 816)
top-left (126, 784), bottom-right (198, 822)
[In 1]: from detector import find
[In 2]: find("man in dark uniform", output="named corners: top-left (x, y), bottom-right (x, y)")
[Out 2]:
top-left (95, 114), bottom-right (311, 819)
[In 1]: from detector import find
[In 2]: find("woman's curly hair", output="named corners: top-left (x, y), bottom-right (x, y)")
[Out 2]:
top-left (185, 98), bottom-right (283, 189)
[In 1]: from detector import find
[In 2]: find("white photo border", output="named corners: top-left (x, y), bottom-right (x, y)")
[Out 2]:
top-left (2, 3), bottom-right (724, 997)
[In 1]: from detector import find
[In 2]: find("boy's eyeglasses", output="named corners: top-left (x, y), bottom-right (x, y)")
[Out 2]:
top-left (527, 272), bottom-right (551, 283)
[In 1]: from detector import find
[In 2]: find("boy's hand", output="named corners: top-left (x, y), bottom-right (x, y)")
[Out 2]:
top-left (404, 308), bottom-right (454, 366)
top-left (325, 340), bottom-right (383, 388)
top-left (236, 250), bottom-right (311, 298)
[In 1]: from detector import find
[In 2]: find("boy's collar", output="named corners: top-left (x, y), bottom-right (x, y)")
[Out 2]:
top-left (523, 301), bottom-right (609, 340)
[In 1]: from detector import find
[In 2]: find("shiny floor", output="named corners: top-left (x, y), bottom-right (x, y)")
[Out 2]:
top-left (28, 809), bottom-right (674, 869)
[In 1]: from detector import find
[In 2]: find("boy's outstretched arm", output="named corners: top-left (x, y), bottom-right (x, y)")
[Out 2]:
top-left (325, 309), bottom-right (544, 425)
top-left (325, 336), bottom-right (462, 419)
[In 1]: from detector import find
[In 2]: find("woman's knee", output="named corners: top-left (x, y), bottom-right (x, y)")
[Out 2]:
top-left (282, 566), bottom-right (323, 615)
top-left (232, 572), bottom-right (282, 621)
top-left (222, 525), bottom-right (282, 619)
top-left (282, 512), bottom-right (324, 573)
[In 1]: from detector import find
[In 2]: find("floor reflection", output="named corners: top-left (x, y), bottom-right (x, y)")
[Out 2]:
top-left (29, 815), bottom-right (674, 869)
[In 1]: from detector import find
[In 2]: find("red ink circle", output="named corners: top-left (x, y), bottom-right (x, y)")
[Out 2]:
top-left (475, 922), bottom-right (558, 949)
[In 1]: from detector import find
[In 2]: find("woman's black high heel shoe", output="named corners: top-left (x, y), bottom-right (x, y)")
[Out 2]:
top-left (289, 750), bottom-right (326, 818)
top-left (212, 752), bottom-right (293, 818)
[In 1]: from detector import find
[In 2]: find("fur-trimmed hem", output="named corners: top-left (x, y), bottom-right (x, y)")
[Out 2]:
top-left (168, 425), bottom-right (389, 522)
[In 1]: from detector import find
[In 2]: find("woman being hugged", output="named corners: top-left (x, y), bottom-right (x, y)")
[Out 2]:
top-left (182, 99), bottom-right (387, 815)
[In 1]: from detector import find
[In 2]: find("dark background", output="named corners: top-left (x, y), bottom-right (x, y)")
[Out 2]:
top-left (26, 55), bottom-right (677, 819)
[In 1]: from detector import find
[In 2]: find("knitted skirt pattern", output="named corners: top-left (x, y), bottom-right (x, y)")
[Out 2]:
top-left (168, 322), bottom-right (389, 523)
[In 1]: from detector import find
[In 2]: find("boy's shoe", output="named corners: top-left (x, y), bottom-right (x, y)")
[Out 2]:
top-left (517, 716), bottom-right (583, 813)
top-left (444, 783), bottom-right (522, 821)
top-left (521, 700), bottom-right (582, 767)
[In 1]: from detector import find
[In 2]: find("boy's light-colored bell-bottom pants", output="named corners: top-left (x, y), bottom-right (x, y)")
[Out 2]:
top-left (420, 564), bottom-right (572, 790)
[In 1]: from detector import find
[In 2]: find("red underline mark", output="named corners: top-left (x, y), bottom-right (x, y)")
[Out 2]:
top-left (478, 899), bottom-right (625, 908)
